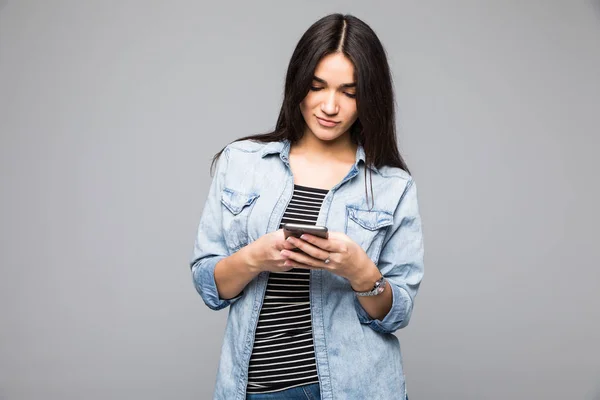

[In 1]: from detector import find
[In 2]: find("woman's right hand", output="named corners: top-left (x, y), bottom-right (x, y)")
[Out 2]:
top-left (246, 229), bottom-right (297, 274)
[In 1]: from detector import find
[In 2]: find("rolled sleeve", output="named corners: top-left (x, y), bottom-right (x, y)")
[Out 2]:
top-left (354, 178), bottom-right (425, 334)
top-left (192, 255), bottom-right (243, 310)
top-left (189, 146), bottom-right (243, 311)
top-left (353, 283), bottom-right (413, 334)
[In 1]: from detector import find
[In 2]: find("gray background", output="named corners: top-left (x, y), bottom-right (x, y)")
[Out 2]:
top-left (1, 1), bottom-right (599, 399)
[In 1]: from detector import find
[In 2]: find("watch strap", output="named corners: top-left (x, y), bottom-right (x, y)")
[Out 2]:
top-left (352, 275), bottom-right (387, 297)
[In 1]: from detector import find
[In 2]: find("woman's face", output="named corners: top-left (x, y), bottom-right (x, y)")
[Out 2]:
top-left (300, 52), bottom-right (358, 143)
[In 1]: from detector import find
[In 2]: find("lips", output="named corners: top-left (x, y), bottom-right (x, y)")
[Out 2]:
top-left (316, 116), bottom-right (340, 127)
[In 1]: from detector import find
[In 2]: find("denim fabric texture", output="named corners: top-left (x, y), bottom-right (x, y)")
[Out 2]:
top-left (246, 383), bottom-right (321, 400)
top-left (190, 139), bottom-right (424, 400)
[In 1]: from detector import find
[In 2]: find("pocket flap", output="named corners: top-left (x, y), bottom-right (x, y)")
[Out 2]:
top-left (347, 206), bottom-right (393, 231)
top-left (221, 188), bottom-right (260, 215)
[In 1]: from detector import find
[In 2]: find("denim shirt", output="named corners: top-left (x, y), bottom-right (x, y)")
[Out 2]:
top-left (190, 138), bottom-right (424, 400)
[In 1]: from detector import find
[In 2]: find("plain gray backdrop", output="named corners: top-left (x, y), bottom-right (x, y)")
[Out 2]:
top-left (1, 1), bottom-right (599, 399)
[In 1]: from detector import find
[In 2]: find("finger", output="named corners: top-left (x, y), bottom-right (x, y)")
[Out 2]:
top-left (281, 240), bottom-right (297, 251)
top-left (282, 259), bottom-right (322, 270)
top-left (298, 233), bottom-right (333, 252)
top-left (281, 248), bottom-right (325, 269)
top-left (286, 237), bottom-right (329, 262)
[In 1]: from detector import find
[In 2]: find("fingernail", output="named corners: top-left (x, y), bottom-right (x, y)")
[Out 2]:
top-left (300, 234), bottom-right (306, 240)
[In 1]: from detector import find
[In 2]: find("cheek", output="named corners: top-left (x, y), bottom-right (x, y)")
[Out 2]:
top-left (300, 97), bottom-right (320, 123)
top-left (300, 99), bottom-right (309, 115)
top-left (343, 103), bottom-right (358, 123)
top-left (299, 98), bottom-right (311, 118)
top-left (302, 92), bottom-right (322, 110)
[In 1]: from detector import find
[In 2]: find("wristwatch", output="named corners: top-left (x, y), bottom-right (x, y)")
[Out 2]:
top-left (352, 275), bottom-right (387, 297)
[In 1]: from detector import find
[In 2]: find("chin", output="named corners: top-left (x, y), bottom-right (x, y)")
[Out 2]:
top-left (310, 126), bottom-right (338, 137)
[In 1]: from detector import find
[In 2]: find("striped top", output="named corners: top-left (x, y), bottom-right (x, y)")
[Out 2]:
top-left (246, 184), bottom-right (329, 394)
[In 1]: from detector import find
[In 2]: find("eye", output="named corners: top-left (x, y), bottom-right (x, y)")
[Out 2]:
top-left (344, 92), bottom-right (356, 99)
top-left (310, 86), bottom-right (323, 91)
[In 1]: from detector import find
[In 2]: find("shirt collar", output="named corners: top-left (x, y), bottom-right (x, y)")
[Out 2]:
top-left (260, 139), bottom-right (376, 173)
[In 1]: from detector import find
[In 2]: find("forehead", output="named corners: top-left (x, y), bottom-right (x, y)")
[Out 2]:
top-left (313, 53), bottom-right (355, 82)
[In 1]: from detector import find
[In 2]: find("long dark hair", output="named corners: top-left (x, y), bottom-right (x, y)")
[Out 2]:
top-left (211, 13), bottom-right (410, 205)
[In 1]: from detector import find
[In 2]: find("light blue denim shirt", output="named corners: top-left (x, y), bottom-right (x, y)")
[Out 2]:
top-left (190, 138), bottom-right (424, 400)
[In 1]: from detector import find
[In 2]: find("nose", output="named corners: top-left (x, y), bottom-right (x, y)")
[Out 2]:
top-left (321, 91), bottom-right (339, 116)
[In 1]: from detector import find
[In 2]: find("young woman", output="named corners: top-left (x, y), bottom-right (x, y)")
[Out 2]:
top-left (190, 13), bottom-right (424, 400)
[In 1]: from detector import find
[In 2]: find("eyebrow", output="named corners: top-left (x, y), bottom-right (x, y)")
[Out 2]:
top-left (313, 75), bottom-right (356, 89)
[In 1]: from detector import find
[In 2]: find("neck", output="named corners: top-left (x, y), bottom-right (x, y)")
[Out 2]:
top-left (292, 129), bottom-right (357, 163)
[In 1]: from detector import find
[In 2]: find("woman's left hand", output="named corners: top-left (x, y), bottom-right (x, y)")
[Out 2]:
top-left (280, 232), bottom-right (371, 283)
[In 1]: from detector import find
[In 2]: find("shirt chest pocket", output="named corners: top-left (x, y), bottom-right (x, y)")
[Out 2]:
top-left (345, 206), bottom-right (394, 264)
top-left (221, 187), bottom-right (260, 253)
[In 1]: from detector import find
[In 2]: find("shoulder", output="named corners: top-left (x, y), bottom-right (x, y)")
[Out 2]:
top-left (219, 139), bottom-right (280, 179)
top-left (371, 166), bottom-right (418, 208)
top-left (225, 139), bottom-right (270, 154)
top-left (375, 165), bottom-right (414, 186)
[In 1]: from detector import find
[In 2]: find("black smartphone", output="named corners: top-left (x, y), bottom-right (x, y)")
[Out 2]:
top-left (282, 223), bottom-right (328, 253)
top-left (282, 223), bottom-right (329, 239)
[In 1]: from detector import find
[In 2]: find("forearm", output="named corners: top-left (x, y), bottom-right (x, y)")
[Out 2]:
top-left (213, 245), bottom-right (261, 300)
top-left (350, 258), bottom-right (393, 321)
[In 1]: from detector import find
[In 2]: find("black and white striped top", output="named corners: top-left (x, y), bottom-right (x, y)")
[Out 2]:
top-left (246, 184), bottom-right (329, 394)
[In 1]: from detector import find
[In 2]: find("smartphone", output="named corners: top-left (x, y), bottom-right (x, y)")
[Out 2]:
top-left (282, 223), bottom-right (328, 253)
top-left (282, 223), bottom-right (329, 239)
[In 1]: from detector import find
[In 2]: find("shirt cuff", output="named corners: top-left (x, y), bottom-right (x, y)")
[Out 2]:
top-left (192, 255), bottom-right (244, 310)
top-left (353, 282), bottom-right (412, 334)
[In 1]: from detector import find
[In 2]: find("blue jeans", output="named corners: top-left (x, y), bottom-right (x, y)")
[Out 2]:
top-left (246, 383), bottom-right (321, 399)
top-left (246, 384), bottom-right (409, 399)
